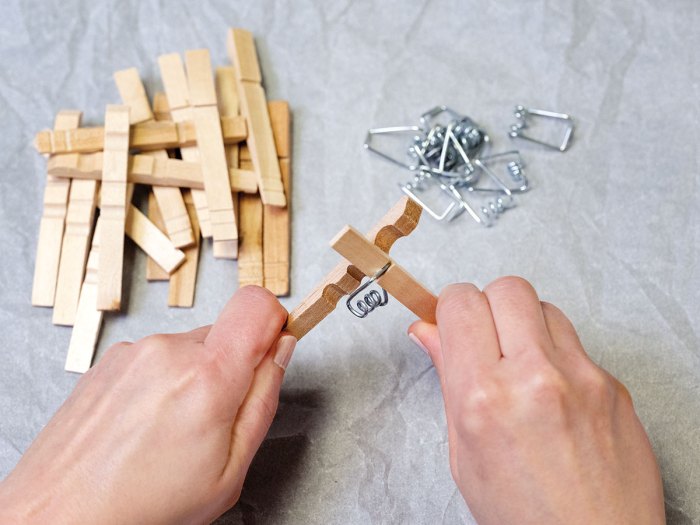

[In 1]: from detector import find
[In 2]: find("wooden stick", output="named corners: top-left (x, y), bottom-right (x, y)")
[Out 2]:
top-left (52, 179), bottom-right (99, 325)
top-left (159, 52), bottom-right (212, 239)
top-left (34, 116), bottom-right (246, 154)
top-left (115, 67), bottom-right (194, 250)
top-left (125, 205), bottom-right (186, 274)
top-left (331, 226), bottom-right (437, 323)
top-left (32, 110), bottom-right (81, 306)
top-left (238, 194), bottom-right (264, 286)
top-left (227, 28), bottom-right (286, 207)
top-left (145, 192), bottom-right (171, 281)
top-left (185, 49), bottom-right (238, 259)
top-left (65, 218), bottom-right (103, 373)
top-left (97, 105), bottom-right (130, 311)
top-left (263, 101), bottom-right (292, 295)
top-left (286, 197), bottom-right (422, 340)
top-left (168, 191), bottom-right (201, 307)
top-left (114, 67), bottom-right (154, 124)
top-left (47, 152), bottom-right (257, 193)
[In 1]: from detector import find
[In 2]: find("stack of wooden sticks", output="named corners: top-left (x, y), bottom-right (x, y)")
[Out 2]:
top-left (30, 29), bottom-right (291, 374)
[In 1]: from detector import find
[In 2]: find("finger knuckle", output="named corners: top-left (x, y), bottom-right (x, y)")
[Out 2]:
top-left (437, 284), bottom-right (482, 319)
top-left (138, 333), bottom-right (174, 353)
top-left (524, 366), bottom-right (569, 406)
top-left (236, 286), bottom-right (286, 321)
top-left (456, 380), bottom-right (501, 436)
top-left (484, 275), bottom-right (533, 296)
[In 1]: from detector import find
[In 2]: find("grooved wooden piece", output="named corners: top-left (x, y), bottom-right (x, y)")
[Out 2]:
top-left (52, 179), bottom-right (99, 325)
top-left (47, 153), bottom-right (257, 193)
top-left (33, 115), bottom-right (247, 154)
top-left (32, 110), bottom-right (81, 307)
top-left (125, 205), bottom-right (186, 274)
top-left (286, 197), bottom-right (422, 340)
top-left (168, 191), bottom-right (200, 307)
top-left (239, 194), bottom-right (264, 287)
top-left (114, 68), bottom-right (154, 124)
top-left (65, 219), bottom-right (103, 373)
top-left (227, 28), bottom-right (286, 207)
top-left (186, 49), bottom-right (238, 258)
top-left (331, 226), bottom-right (437, 323)
top-left (146, 192), bottom-right (171, 281)
top-left (159, 52), bottom-right (212, 239)
top-left (263, 99), bottom-right (291, 295)
top-left (115, 68), bottom-right (194, 250)
top-left (97, 105), bottom-right (130, 311)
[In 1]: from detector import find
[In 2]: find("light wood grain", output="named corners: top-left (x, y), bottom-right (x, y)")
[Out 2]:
top-left (32, 110), bottom-right (81, 307)
top-left (34, 115), bottom-right (247, 154)
top-left (47, 152), bottom-right (257, 193)
top-left (125, 205), bottom-right (185, 273)
top-left (268, 100), bottom-right (291, 158)
top-left (286, 197), bottom-right (422, 340)
top-left (115, 68), bottom-right (194, 250)
top-left (146, 192), bottom-right (171, 281)
top-left (65, 219), bottom-right (103, 373)
top-left (168, 191), bottom-right (200, 307)
top-left (97, 105), bottom-right (130, 311)
top-left (52, 178), bottom-right (98, 326)
top-left (262, 101), bottom-right (291, 295)
top-left (331, 226), bottom-right (437, 323)
top-left (114, 67), bottom-right (154, 124)
top-left (227, 28), bottom-right (286, 207)
top-left (159, 52), bottom-right (212, 239)
top-left (239, 193), bottom-right (264, 287)
top-left (186, 49), bottom-right (238, 258)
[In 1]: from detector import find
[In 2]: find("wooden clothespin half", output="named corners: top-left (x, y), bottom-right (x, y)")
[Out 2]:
top-left (286, 197), bottom-right (429, 340)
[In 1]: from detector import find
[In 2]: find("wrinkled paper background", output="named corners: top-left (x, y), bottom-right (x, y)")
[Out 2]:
top-left (1, 1), bottom-right (698, 523)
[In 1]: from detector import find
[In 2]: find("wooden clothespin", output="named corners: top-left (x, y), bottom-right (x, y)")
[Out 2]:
top-left (47, 152), bottom-right (258, 193)
top-left (97, 105), bottom-right (130, 311)
top-left (330, 226), bottom-right (437, 322)
top-left (286, 197), bottom-right (435, 340)
top-left (32, 110), bottom-right (81, 307)
top-left (33, 116), bottom-right (246, 155)
top-left (227, 28), bottom-right (286, 207)
top-left (115, 67), bottom-right (195, 250)
top-left (185, 49), bottom-right (239, 259)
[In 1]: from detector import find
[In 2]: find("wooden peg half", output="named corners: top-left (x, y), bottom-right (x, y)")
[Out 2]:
top-left (97, 105), bottom-right (130, 311)
top-left (262, 100), bottom-right (292, 295)
top-left (65, 218), bottom-right (104, 373)
top-left (32, 110), bottom-right (81, 307)
top-left (227, 28), bottom-right (286, 207)
top-left (159, 52), bottom-right (212, 239)
top-left (286, 197), bottom-right (422, 340)
top-left (185, 49), bottom-right (238, 259)
top-left (47, 152), bottom-right (258, 193)
top-left (115, 67), bottom-right (194, 250)
top-left (34, 116), bottom-right (246, 155)
top-left (168, 190), bottom-right (201, 307)
top-left (331, 226), bottom-right (437, 323)
top-left (145, 192), bottom-right (171, 281)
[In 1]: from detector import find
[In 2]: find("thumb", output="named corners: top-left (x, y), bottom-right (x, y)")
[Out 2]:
top-left (408, 320), bottom-right (441, 364)
top-left (222, 333), bottom-right (296, 492)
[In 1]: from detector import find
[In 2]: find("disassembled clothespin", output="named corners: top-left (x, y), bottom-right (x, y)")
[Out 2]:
top-left (286, 197), bottom-right (435, 340)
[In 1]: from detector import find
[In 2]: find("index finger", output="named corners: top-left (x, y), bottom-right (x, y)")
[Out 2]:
top-left (437, 283), bottom-right (502, 384)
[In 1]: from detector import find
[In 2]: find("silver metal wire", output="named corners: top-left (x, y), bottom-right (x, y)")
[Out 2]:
top-left (346, 262), bottom-right (391, 318)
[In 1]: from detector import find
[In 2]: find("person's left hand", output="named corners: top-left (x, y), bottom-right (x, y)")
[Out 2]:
top-left (0, 286), bottom-right (296, 524)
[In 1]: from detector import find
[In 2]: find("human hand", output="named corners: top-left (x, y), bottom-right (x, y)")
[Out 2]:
top-left (0, 286), bottom-right (296, 524)
top-left (409, 277), bottom-right (664, 525)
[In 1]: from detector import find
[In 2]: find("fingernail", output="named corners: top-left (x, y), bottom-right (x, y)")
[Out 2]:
top-left (408, 332), bottom-right (429, 356)
top-left (273, 335), bottom-right (297, 370)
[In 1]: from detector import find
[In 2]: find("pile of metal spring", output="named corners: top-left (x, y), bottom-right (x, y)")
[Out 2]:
top-left (364, 105), bottom-right (571, 227)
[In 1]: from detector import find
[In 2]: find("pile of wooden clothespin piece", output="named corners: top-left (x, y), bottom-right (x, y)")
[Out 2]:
top-left (30, 29), bottom-right (291, 374)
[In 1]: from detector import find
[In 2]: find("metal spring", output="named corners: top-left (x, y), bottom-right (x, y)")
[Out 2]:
top-left (346, 262), bottom-right (391, 318)
top-left (481, 196), bottom-right (509, 220)
top-left (507, 161), bottom-right (525, 184)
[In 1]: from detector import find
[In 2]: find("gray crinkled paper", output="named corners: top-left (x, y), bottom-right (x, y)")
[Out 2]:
top-left (0, 1), bottom-right (698, 523)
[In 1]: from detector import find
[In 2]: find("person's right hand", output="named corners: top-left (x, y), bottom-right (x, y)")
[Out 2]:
top-left (409, 277), bottom-right (665, 525)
